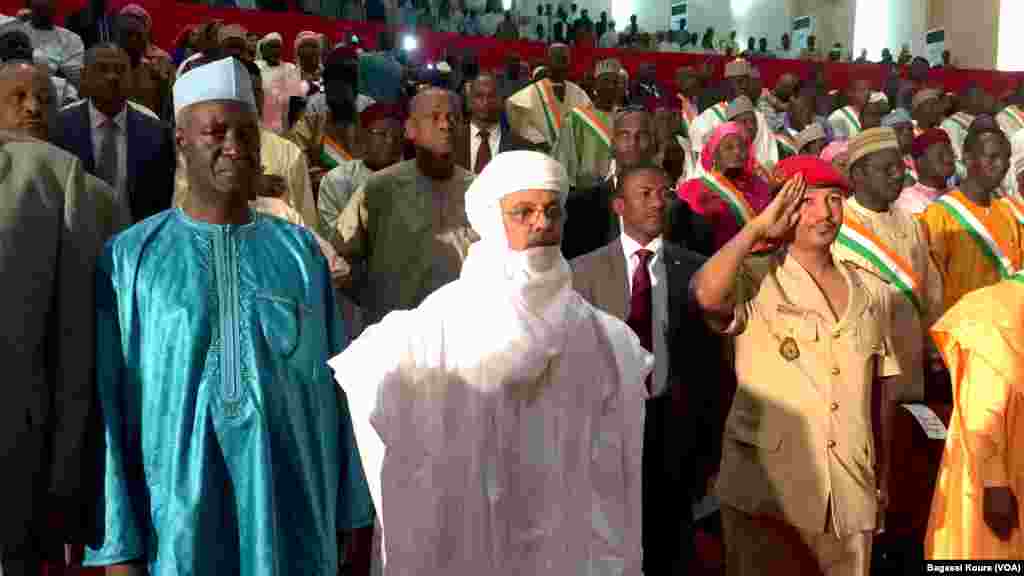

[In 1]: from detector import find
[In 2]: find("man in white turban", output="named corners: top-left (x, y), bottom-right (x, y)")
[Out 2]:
top-left (330, 150), bottom-right (652, 575)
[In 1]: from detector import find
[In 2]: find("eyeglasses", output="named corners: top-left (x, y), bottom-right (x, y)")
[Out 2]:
top-left (503, 204), bottom-right (563, 225)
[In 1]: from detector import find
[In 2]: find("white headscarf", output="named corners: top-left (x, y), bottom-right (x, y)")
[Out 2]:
top-left (460, 150), bottom-right (571, 317)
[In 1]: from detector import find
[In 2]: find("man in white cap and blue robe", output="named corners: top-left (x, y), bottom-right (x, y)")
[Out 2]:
top-left (329, 150), bottom-right (652, 575)
top-left (83, 56), bottom-right (374, 576)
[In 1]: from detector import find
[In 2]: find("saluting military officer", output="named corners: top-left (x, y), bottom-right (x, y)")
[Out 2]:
top-left (692, 155), bottom-right (902, 576)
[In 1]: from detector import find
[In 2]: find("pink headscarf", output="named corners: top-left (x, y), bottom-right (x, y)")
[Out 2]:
top-left (819, 140), bottom-right (850, 164)
top-left (700, 121), bottom-right (756, 175)
top-left (118, 3), bottom-right (152, 31)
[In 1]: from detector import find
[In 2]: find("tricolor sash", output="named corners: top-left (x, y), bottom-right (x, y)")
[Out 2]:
top-left (571, 107), bottom-right (612, 150)
top-left (775, 132), bottom-right (798, 156)
top-left (677, 94), bottom-right (697, 134)
top-left (904, 156), bottom-right (919, 184)
top-left (840, 106), bottom-right (862, 133)
top-left (321, 136), bottom-right (352, 170)
top-left (1002, 105), bottom-right (1024, 133)
top-left (701, 171), bottom-right (755, 226)
top-left (534, 79), bottom-right (563, 143)
top-left (947, 112), bottom-right (973, 132)
top-left (937, 192), bottom-right (1018, 277)
top-left (836, 214), bottom-right (925, 315)
top-left (1003, 195), bottom-right (1024, 227)
top-left (710, 102), bottom-right (728, 123)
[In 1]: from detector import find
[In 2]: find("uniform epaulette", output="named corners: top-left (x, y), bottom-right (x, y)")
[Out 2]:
top-left (839, 259), bottom-right (894, 286)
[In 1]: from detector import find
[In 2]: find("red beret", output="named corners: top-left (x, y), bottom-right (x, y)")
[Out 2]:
top-left (773, 155), bottom-right (849, 192)
top-left (360, 103), bottom-right (402, 127)
top-left (911, 128), bottom-right (951, 158)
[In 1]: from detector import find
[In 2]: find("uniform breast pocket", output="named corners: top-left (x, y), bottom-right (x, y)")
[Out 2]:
top-left (854, 311), bottom-right (886, 358)
top-left (254, 293), bottom-right (311, 358)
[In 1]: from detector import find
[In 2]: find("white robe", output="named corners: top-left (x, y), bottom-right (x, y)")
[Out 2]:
top-left (329, 261), bottom-right (651, 576)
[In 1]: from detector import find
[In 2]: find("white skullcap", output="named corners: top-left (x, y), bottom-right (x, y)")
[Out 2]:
top-left (869, 91), bottom-right (889, 104)
top-left (436, 61), bottom-right (451, 73)
top-left (261, 32), bottom-right (283, 43)
top-left (465, 150), bottom-right (568, 241)
top-left (173, 57), bottom-right (256, 116)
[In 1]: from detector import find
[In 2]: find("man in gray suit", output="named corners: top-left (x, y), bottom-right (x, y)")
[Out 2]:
top-left (571, 163), bottom-right (727, 575)
top-left (0, 134), bottom-right (108, 575)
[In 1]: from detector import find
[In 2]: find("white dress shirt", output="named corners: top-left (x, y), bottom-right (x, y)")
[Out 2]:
top-left (89, 101), bottom-right (130, 222)
top-left (470, 121), bottom-right (501, 172)
top-left (621, 233), bottom-right (668, 396)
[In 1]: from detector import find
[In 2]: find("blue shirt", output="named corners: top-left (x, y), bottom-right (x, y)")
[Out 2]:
top-left (85, 209), bottom-right (373, 574)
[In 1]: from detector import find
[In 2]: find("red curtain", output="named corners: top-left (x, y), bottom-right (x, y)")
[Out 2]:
top-left (2, 0), bottom-right (1021, 95)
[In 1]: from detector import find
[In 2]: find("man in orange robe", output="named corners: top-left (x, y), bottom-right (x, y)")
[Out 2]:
top-left (925, 272), bottom-right (1024, 559)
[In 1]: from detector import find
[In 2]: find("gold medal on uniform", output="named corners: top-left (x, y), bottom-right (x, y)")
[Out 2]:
top-left (779, 337), bottom-right (800, 361)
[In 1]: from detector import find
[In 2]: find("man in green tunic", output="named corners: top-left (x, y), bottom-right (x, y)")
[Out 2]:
top-left (555, 58), bottom-right (625, 190)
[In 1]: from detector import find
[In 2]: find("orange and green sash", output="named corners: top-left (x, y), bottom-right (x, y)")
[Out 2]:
top-left (947, 112), bottom-right (973, 132)
top-left (534, 78), bottom-right (563, 144)
top-left (775, 131), bottom-right (798, 156)
top-left (571, 106), bottom-right (611, 150)
top-left (1001, 105), bottom-right (1024, 133)
top-left (836, 213), bottom-right (925, 315)
top-left (677, 94), bottom-right (697, 134)
top-left (320, 135), bottom-right (352, 170)
top-left (709, 101), bottom-right (728, 123)
top-left (700, 171), bottom-right (755, 226)
top-left (904, 156), bottom-right (919, 185)
top-left (938, 191), bottom-right (1018, 278)
top-left (839, 106), bottom-right (861, 133)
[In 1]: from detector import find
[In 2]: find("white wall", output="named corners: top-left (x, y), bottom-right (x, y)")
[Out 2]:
top-left (852, 0), bottom-right (927, 61)
top-left (623, 0), bottom-right (792, 45)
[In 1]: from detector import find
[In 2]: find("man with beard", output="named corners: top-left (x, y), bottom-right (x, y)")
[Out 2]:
top-left (333, 88), bottom-right (476, 323)
top-left (922, 117), bottom-right (1024, 313)
top-left (83, 56), bottom-right (374, 576)
top-left (329, 150), bottom-right (651, 575)
top-left (693, 156), bottom-right (901, 576)
top-left (555, 59), bottom-right (624, 189)
top-left (290, 46), bottom-right (367, 192)
top-left (506, 43), bottom-right (591, 152)
top-left (24, 0), bottom-right (84, 85)
top-left (571, 163), bottom-right (724, 574)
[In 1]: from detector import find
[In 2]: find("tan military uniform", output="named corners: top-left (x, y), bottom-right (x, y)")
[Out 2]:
top-left (715, 250), bottom-right (901, 576)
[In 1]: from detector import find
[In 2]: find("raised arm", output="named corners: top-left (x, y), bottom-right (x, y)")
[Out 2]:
top-left (691, 174), bottom-right (806, 322)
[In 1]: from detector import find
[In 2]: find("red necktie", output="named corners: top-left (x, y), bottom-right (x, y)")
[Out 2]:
top-left (475, 128), bottom-right (492, 174)
top-left (626, 248), bottom-right (653, 392)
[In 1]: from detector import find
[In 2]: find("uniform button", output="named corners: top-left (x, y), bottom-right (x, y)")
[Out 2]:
top-left (831, 366), bottom-right (841, 375)
top-left (828, 440), bottom-right (837, 448)
top-left (831, 402), bottom-right (839, 411)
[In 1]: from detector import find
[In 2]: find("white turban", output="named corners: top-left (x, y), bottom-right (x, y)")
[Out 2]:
top-left (869, 91), bottom-right (889, 104)
top-left (465, 150), bottom-right (568, 243)
top-left (461, 150), bottom-right (571, 316)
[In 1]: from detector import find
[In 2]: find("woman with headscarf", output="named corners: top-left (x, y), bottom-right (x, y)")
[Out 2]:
top-left (257, 32), bottom-right (304, 133)
top-left (677, 121), bottom-right (773, 251)
top-left (294, 30), bottom-right (324, 89)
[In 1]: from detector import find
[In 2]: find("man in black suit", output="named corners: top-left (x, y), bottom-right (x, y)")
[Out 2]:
top-left (454, 72), bottom-right (535, 174)
top-left (64, 0), bottom-right (114, 49)
top-left (52, 43), bottom-right (174, 224)
top-left (562, 106), bottom-right (714, 260)
top-left (571, 163), bottom-right (725, 575)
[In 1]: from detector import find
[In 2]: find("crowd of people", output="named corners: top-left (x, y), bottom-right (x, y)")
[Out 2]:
top-left (3, 0), bottom-right (1024, 574)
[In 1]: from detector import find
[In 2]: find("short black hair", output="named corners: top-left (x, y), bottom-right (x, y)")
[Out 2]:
top-left (613, 162), bottom-right (668, 199)
top-left (0, 29), bottom-right (32, 62)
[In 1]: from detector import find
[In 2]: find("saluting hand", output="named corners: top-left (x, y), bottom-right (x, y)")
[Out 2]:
top-left (751, 173), bottom-right (805, 241)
